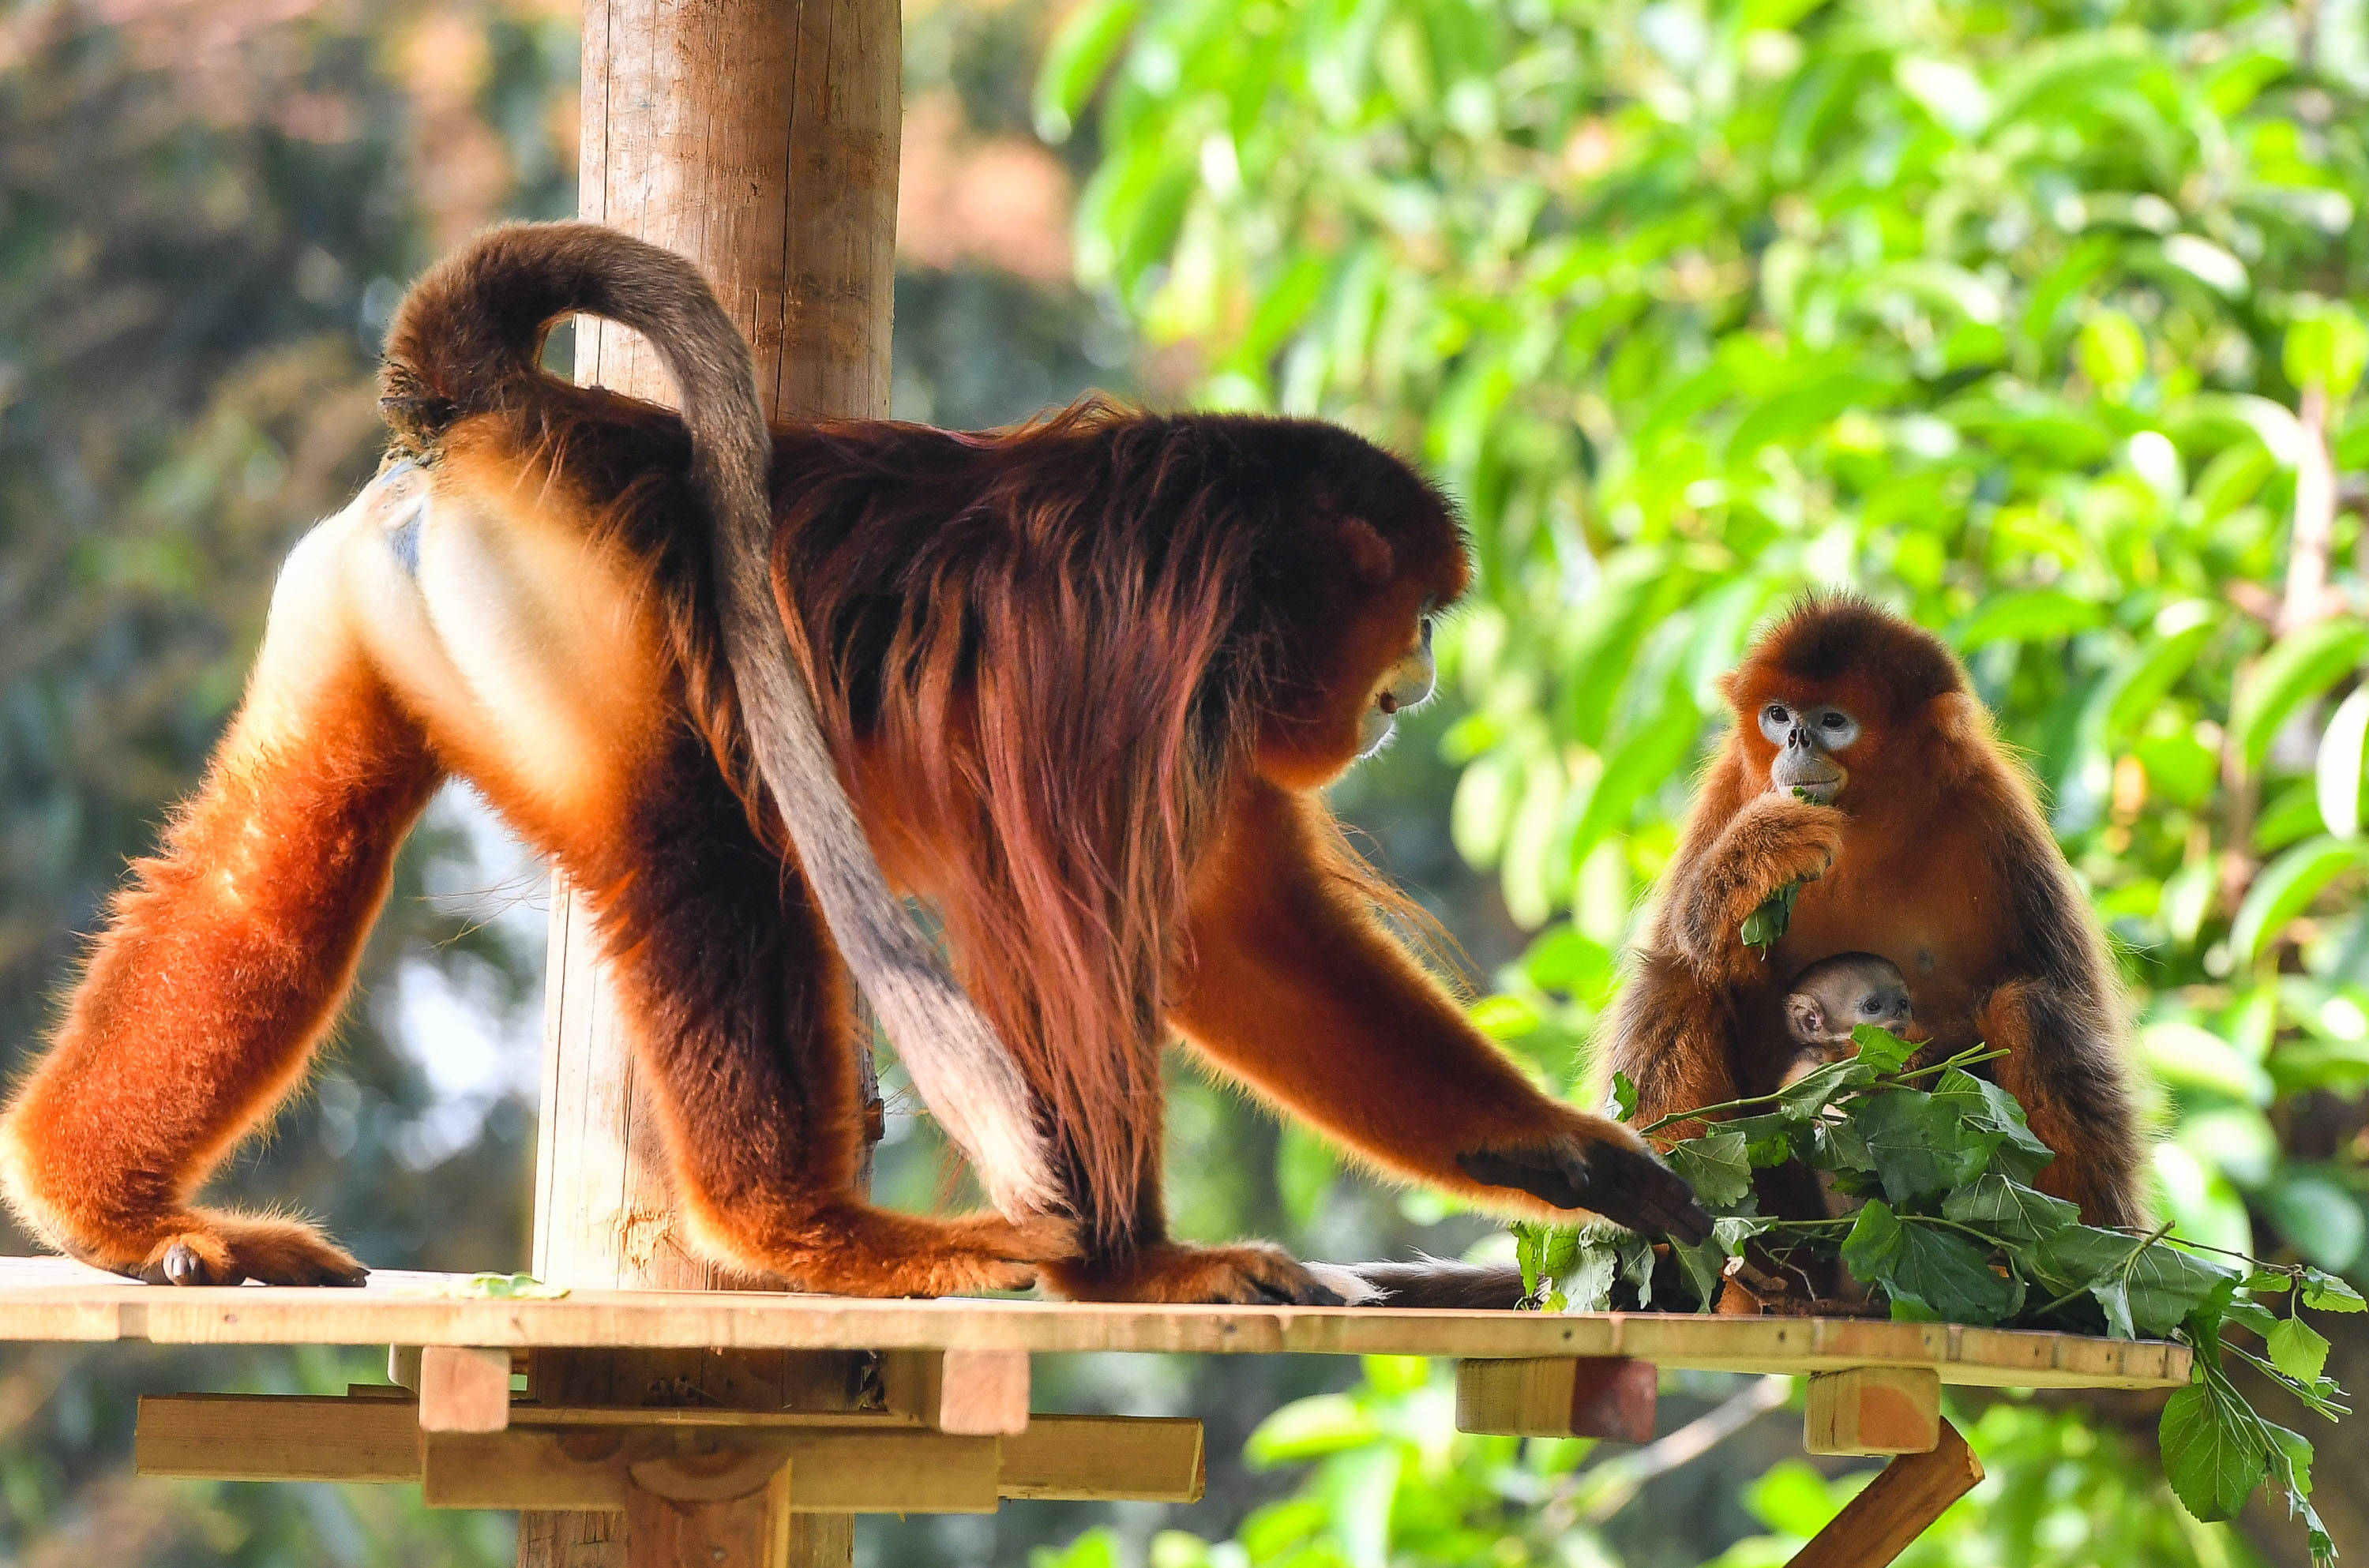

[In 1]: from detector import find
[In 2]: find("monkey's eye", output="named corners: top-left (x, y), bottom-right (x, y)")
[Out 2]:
top-left (1860, 997), bottom-right (1885, 1015)
top-left (1809, 707), bottom-right (1861, 749)
top-left (1419, 616), bottom-right (1434, 649)
top-left (1758, 703), bottom-right (1791, 744)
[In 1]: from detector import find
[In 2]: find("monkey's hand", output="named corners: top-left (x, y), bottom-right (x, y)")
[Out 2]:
top-left (1456, 1119), bottom-right (1714, 1244)
top-left (1671, 792), bottom-right (1844, 978)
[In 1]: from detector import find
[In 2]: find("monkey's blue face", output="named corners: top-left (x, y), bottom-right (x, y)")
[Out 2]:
top-left (1357, 613), bottom-right (1436, 759)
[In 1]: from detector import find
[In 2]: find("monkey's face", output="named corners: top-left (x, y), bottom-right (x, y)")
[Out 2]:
top-left (1357, 609), bottom-right (1437, 759)
top-left (1753, 697), bottom-right (1860, 804)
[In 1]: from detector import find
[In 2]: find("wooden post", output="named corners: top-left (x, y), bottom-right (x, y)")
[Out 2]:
top-left (526, 2), bottom-right (901, 1564)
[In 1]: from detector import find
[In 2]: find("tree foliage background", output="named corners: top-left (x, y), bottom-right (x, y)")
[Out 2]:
top-left (2, 0), bottom-right (2367, 1564)
top-left (1034, 0), bottom-right (2369, 1562)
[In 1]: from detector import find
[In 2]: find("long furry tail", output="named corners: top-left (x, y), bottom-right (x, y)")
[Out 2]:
top-left (1308, 1257), bottom-right (1530, 1310)
top-left (378, 221), bottom-right (1058, 1218)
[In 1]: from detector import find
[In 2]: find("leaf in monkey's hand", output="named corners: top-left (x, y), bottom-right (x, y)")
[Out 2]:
top-left (1849, 1026), bottom-right (1919, 1075)
top-left (1668, 1128), bottom-right (1755, 1209)
top-left (1612, 1071), bottom-right (1640, 1121)
top-left (1851, 1088), bottom-right (2000, 1204)
top-left (1741, 880), bottom-right (1801, 953)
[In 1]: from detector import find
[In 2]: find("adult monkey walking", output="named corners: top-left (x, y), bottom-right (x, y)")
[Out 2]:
top-left (2, 223), bottom-right (1709, 1300)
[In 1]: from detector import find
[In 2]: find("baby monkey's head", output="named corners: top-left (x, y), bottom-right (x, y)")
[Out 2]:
top-left (1783, 952), bottom-right (1916, 1054)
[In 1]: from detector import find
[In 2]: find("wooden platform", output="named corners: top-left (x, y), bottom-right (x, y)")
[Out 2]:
top-left (0, 1256), bottom-right (2188, 1388)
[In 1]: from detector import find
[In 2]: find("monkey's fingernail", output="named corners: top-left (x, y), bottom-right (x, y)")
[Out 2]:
top-left (161, 1242), bottom-right (205, 1288)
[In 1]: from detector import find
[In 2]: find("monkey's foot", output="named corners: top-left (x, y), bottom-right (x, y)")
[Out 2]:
top-left (723, 1207), bottom-right (1077, 1297)
top-left (1459, 1131), bottom-right (1714, 1244)
top-left (129, 1212), bottom-right (366, 1287)
top-left (1044, 1242), bottom-right (1346, 1306)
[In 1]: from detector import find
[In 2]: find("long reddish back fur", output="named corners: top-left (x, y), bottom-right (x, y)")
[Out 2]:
top-left (771, 402), bottom-right (1455, 1250)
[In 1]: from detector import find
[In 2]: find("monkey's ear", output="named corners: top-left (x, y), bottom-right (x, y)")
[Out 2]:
top-left (1335, 516), bottom-right (1395, 585)
top-left (1784, 992), bottom-right (1825, 1042)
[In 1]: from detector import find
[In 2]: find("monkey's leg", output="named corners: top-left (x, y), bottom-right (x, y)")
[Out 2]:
top-left (1976, 980), bottom-right (2146, 1229)
top-left (569, 736), bottom-right (1068, 1298)
top-left (1169, 782), bottom-right (1710, 1250)
top-left (0, 612), bottom-right (441, 1285)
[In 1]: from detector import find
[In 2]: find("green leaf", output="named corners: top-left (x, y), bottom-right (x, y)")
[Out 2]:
top-left (1611, 1071), bottom-right (1639, 1121)
top-left (2285, 307), bottom-right (2369, 400)
top-left (2270, 1318), bottom-right (2333, 1383)
top-left (2229, 837), bottom-right (2369, 967)
top-left (2160, 1382), bottom-right (2268, 1523)
top-left (2231, 621), bottom-right (2369, 775)
top-left (1668, 1128), bottom-right (1755, 1209)
top-left (1849, 1026), bottom-right (1918, 1075)
top-left (1245, 1394), bottom-right (1380, 1465)
top-left (1562, 1235), bottom-right (1621, 1312)
top-left (1941, 1175), bottom-right (2080, 1245)
top-left (1741, 880), bottom-right (1800, 951)
top-left (2318, 685), bottom-right (2369, 838)
top-left (1778, 1056), bottom-right (1877, 1119)
top-left (1851, 1089), bottom-right (1999, 1205)
top-left (1841, 1201), bottom-right (2022, 1323)
top-left (1032, 0), bottom-right (1142, 142)
top-left (2302, 1269), bottom-right (2367, 1312)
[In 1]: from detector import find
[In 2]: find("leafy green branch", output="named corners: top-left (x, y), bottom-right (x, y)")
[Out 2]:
top-left (1514, 1027), bottom-right (2363, 1563)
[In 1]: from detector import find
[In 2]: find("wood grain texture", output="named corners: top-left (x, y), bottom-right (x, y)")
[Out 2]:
top-left (419, 1345), bottom-right (514, 1433)
top-left (0, 1259), bottom-right (2192, 1387)
top-left (1455, 1357), bottom-right (1655, 1441)
top-left (1788, 1417), bottom-right (1984, 1568)
top-left (1803, 1367), bottom-right (1942, 1456)
top-left (541, 2), bottom-right (898, 1560)
top-left (142, 1396), bottom-right (1201, 1510)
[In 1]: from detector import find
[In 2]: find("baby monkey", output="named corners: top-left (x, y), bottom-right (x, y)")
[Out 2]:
top-left (1782, 952), bottom-right (1918, 1063)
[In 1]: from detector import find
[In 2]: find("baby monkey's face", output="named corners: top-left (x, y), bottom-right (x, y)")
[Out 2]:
top-left (1783, 952), bottom-right (1915, 1056)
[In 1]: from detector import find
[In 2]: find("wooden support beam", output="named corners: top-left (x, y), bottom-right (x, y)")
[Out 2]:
top-left (137, 1395), bottom-right (421, 1484)
top-left (134, 1395), bottom-right (1202, 1511)
top-left (1804, 1368), bottom-right (1941, 1457)
top-left (1455, 1358), bottom-right (1657, 1442)
top-left (419, 1345), bottom-right (514, 1434)
top-left (625, 1465), bottom-right (796, 1568)
top-left (999, 1415), bottom-right (1204, 1503)
top-left (877, 1349), bottom-right (1031, 1435)
top-left (1785, 1418), bottom-right (1982, 1568)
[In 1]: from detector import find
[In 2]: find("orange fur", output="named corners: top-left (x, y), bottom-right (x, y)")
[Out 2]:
top-left (3, 227), bottom-right (1717, 1303)
top-left (1598, 598), bottom-right (2146, 1229)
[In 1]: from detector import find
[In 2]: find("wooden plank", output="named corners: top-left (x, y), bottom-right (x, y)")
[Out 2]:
top-left (423, 1429), bottom-right (1001, 1513)
top-left (998, 1416), bottom-right (1204, 1503)
top-left (137, 1395), bottom-right (422, 1483)
top-left (1455, 1358), bottom-right (1655, 1441)
top-left (0, 1259), bottom-right (2191, 1388)
top-left (1788, 1417), bottom-right (1984, 1568)
top-left (1804, 1368), bottom-right (1941, 1457)
top-left (136, 1395), bottom-right (1203, 1509)
top-left (420, 1345), bottom-right (513, 1434)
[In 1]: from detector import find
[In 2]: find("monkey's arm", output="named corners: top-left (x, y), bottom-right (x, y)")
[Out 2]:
top-left (1171, 781), bottom-right (1708, 1242)
top-left (1655, 790), bottom-right (1844, 983)
top-left (1590, 950), bottom-right (1749, 1144)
